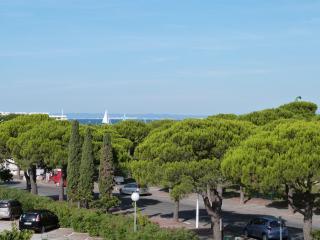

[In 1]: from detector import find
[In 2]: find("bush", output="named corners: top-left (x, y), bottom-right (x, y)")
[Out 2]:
top-left (0, 187), bottom-right (198, 240)
top-left (312, 230), bottom-right (320, 240)
top-left (89, 196), bottom-right (120, 212)
top-left (0, 167), bottom-right (13, 182)
top-left (0, 223), bottom-right (32, 240)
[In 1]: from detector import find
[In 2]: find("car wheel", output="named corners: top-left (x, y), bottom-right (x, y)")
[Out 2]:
top-left (262, 234), bottom-right (268, 240)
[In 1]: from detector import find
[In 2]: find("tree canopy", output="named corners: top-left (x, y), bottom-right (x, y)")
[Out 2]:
top-left (223, 120), bottom-right (320, 240)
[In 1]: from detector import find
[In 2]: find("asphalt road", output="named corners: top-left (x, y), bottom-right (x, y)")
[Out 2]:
top-left (3, 180), bottom-right (316, 239)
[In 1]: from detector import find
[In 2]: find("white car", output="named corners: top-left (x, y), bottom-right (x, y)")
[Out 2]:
top-left (119, 183), bottom-right (149, 195)
top-left (114, 176), bottom-right (124, 184)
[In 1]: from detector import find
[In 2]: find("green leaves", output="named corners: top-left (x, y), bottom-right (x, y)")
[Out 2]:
top-left (224, 120), bottom-right (320, 206)
top-left (67, 120), bottom-right (81, 202)
top-left (99, 133), bottom-right (114, 198)
top-left (79, 127), bottom-right (95, 206)
top-left (135, 119), bottom-right (256, 163)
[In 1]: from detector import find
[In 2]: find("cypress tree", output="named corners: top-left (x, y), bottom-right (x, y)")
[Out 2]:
top-left (99, 133), bottom-right (114, 198)
top-left (79, 127), bottom-right (95, 208)
top-left (67, 120), bottom-right (81, 203)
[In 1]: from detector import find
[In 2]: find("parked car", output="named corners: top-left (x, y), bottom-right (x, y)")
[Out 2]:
top-left (119, 183), bottom-right (149, 195)
top-left (244, 217), bottom-right (289, 240)
top-left (0, 199), bottom-right (22, 220)
top-left (114, 176), bottom-right (125, 184)
top-left (19, 210), bottom-right (59, 233)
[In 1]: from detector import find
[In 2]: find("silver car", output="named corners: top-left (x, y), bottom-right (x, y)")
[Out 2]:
top-left (119, 183), bottom-right (149, 195)
top-left (0, 200), bottom-right (23, 220)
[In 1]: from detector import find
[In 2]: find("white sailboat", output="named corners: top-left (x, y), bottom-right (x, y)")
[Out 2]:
top-left (102, 110), bottom-right (110, 124)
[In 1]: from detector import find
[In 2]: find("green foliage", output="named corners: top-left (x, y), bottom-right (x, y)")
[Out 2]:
top-left (0, 114), bottom-right (50, 162)
top-left (312, 230), bottom-right (320, 240)
top-left (207, 113), bottom-right (238, 121)
top-left (0, 166), bottom-right (13, 182)
top-left (170, 176), bottom-right (194, 202)
top-left (278, 101), bottom-right (317, 116)
top-left (147, 119), bottom-right (176, 131)
top-left (0, 114), bottom-right (20, 123)
top-left (67, 120), bottom-right (82, 202)
top-left (129, 160), bottom-right (161, 186)
top-left (223, 120), bottom-right (320, 238)
top-left (99, 133), bottom-right (114, 198)
top-left (90, 125), bottom-right (133, 166)
top-left (224, 120), bottom-right (320, 192)
top-left (238, 101), bottom-right (317, 126)
top-left (239, 108), bottom-right (295, 126)
top-left (135, 119), bottom-right (255, 163)
top-left (0, 223), bottom-right (32, 240)
top-left (90, 195), bottom-right (120, 212)
top-left (0, 187), bottom-right (198, 240)
top-left (79, 127), bottom-right (95, 207)
top-left (113, 120), bottom-right (150, 156)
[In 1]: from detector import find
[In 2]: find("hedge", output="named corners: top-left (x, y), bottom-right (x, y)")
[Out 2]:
top-left (0, 187), bottom-right (198, 240)
top-left (0, 224), bottom-right (32, 240)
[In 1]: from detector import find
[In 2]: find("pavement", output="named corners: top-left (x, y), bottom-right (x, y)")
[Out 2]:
top-left (0, 219), bottom-right (102, 240)
top-left (2, 180), bottom-right (318, 239)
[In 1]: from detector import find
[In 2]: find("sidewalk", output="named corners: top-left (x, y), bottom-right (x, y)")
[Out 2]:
top-left (0, 220), bottom-right (102, 240)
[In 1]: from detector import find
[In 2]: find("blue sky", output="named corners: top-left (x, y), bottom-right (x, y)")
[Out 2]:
top-left (1, 0), bottom-right (320, 115)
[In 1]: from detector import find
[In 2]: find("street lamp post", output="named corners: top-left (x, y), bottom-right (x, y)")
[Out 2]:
top-left (196, 193), bottom-right (199, 229)
top-left (131, 192), bottom-right (140, 232)
top-left (279, 216), bottom-right (282, 240)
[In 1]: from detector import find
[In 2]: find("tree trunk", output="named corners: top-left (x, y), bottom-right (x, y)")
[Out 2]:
top-left (239, 185), bottom-right (245, 204)
top-left (16, 165), bottom-right (21, 179)
top-left (287, 187), bottom-right (294, 214)
top-left (28, 166), bottom-right (38, 195)
top-left (58, 169), bottom-right (65, 201)
top-left (24, 172), bottom-right (31, 191)
top-left (303, 199), bottom-right (313, 240)
top-left (202, 184), bottom-right (223, 240)
top-left (212, 217), bottom-right (222, 240)
top-left (173, 199), bottom-right (179, 222)
top-left (81, 200), bottom-right (88, 209)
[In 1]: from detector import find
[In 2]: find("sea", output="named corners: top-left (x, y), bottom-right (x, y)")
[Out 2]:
top-left (75, 118), bottom-right (154, 125)
top-left (66, 113), bottom-right (207, 125)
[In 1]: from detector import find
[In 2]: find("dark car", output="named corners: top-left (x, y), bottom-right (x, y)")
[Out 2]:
top-left (244, 217), bottom-right (289, 240)
top-left (0, 199), bottom-right (23, 220)
top-left (19, 210), bottom-right (59, 233)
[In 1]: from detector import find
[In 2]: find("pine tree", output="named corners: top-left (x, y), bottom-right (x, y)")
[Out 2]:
top-left (67, 120), bottom-right (81, 203)
top-left (99, 133), bottom-right (114, 198)
top-left (79, 127), bottom-right (95, 208)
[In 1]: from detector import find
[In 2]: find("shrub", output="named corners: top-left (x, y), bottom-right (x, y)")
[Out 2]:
top-left (89, 195), bottom-right (120, 212)
top-left (312, 230), bottom-right (320, 240)
top-left (0, 187), bottom-right (198, 240)
top-left (0, 223), bottom-right (32, 240)
top-left (0, 167), bottom-right (13, 182)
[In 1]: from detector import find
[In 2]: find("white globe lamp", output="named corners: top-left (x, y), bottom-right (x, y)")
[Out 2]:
top-left (131, 192), bottom-right (140, 232)
top-left (131, 192), bottom-right (140, 202)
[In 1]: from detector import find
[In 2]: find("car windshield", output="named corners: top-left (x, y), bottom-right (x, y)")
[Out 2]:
top-left (125, 183), bottom-right (137, 188)
top-left (0, 203), bottom-right (8, 208)
top-left (21, 213), bottom-right (38, 221)
top-left (270, 220), bottom-right (285, 228)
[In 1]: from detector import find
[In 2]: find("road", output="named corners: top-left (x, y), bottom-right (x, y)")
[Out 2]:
top-left (3, 180), bottom-right (318, 239)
